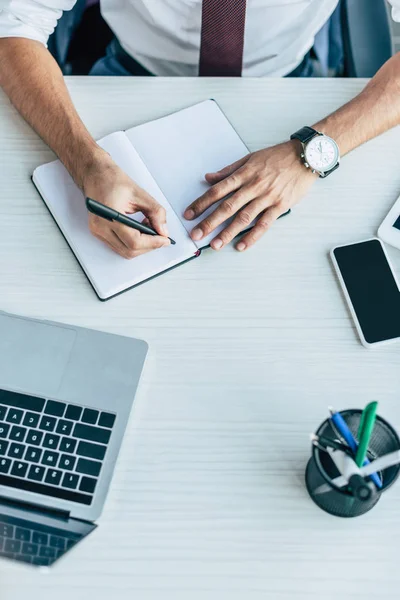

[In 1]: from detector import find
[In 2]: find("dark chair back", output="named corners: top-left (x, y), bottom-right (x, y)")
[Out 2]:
top-left (342, 0), bottom-right (394, 77)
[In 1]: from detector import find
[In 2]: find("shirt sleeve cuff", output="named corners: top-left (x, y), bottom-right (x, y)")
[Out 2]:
top-left (0, 9), bottom-right (59, 47)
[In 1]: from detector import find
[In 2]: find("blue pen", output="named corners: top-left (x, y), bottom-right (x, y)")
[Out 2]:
top-left (329, 407), bottom-right (382, 489)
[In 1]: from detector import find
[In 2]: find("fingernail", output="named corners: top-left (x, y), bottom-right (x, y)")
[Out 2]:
top-left (162, 239), bottom-right (170, 246)
top-left (212, 238), bottom-right (223, 250)
top-left (191, 228), bottom-right (203, 241)
top-left (161, 224), bottom-right (169, 236)
top-left (236, 242), bottom-right (246, 251)
top-left (184, 209), bottom-right (195, 220)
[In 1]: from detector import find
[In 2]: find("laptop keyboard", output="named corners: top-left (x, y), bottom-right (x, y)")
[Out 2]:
top-left (0, 515), bottom-right (81, 566)
top-left (0, 389), bottom-right (116, 505)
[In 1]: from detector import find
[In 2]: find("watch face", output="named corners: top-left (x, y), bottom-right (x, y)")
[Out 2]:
top-left (304, 135), bottom-right (339, 172)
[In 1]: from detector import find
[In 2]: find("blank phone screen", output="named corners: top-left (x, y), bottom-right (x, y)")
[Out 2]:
top-left (333, 240), bottom-right (400, 344)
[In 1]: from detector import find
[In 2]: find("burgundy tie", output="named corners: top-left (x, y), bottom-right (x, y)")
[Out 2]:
top-left (199, 0), bottom-right (247, 77)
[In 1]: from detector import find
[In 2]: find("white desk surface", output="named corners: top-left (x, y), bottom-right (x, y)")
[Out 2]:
top-left (1, 77), bottom-right (400, 599)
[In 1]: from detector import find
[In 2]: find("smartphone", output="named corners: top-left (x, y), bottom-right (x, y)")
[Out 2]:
top-left (330, 238), bottom-right (400, 348)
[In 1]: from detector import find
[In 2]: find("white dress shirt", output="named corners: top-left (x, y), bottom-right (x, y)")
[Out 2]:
top-left (0, 0), bottom-right (399, 77)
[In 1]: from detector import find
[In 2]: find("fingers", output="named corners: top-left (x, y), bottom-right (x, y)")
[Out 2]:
top-left (184, 165), bottom-right (247, 221)
top-left (235, 205), bottom-right (283, 252)
top-left (141, 217), bottom-right (151, 227)
top-left (89, 214), bottom-right (169, 259)
top-left (136, 191), bottom-right (169, 237)
top-left (112, 221), bottom-right (170, 253)
top-left (204, 155), bottom-right (249, 185)
top-left (190, 185), bottom-right (256, 243)
top-left (207, 196), bottom-right (271, 250)
top-left (95, 230), bottom-right (135, 260)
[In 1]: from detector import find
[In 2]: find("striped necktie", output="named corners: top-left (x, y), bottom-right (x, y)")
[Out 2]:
top-left (199, 0), bottom-right (247, 77)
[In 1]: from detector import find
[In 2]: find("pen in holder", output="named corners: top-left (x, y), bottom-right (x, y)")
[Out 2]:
top-left (305, 409), bottom-right (400, 517)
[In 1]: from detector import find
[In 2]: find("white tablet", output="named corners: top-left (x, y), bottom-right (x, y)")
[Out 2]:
top-left (378, 194), bottom-right (400, 249)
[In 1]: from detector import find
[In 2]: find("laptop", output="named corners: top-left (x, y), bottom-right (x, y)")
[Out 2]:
top-left (0, 311), bottom-right (148, 567)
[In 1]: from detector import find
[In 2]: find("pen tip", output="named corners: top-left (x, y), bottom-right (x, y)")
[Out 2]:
top-left (310, 433), bottom-right (318, 442)
top-left (328, 406), bottom-right (335, 415)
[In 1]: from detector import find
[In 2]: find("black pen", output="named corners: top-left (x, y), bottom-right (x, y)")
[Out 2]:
top-left (86, 198), bottom-right (176, 245)
top-left (310, 433), bottom-right (352, 455)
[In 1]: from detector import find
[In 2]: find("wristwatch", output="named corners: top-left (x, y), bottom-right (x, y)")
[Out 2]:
top-left (290, 126), bottom-right (340, 178)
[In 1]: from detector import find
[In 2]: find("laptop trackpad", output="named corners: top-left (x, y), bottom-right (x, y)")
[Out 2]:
top-left (0, 314), bottom-right (76, 397)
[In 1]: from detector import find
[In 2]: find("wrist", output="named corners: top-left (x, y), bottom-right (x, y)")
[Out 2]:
top-left (64, 141), bottom-right (110, 191)
top-left (287, 139), bottom-right (318, 180)
top-left (78, 147), bottom-right (115, 195)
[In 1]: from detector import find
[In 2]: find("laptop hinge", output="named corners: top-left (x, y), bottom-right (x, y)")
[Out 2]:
top-left (0, 495), bottom-right (70, 521)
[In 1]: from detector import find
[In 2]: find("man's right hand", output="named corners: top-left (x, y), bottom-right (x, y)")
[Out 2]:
top-left (83, 153), bottom-right (171, 259)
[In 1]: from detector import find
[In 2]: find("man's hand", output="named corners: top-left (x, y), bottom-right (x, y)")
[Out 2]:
top-left (83, 154), bottom-right (170, 259)
top-left (184, 140), bottom-right (316, 252)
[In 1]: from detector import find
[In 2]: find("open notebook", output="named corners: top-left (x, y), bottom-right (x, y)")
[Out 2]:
top-left (32, 100), bottom-right (249, 301)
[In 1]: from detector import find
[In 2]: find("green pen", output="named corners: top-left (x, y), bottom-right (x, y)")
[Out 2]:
top-left (355, 401), bottom-right (379, 468)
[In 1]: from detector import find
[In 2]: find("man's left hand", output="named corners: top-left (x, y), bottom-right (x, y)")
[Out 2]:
top-left (184, 140), bottom-right (317, 252)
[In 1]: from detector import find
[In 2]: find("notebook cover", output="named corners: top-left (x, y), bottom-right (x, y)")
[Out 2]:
top-left (31, 177), bottom-right (200, 302)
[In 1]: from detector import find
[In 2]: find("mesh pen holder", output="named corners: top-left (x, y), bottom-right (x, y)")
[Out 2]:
top-left (305, 409), bottom-right (400, 518)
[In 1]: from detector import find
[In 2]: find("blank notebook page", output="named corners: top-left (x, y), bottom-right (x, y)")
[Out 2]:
top-left (126, 100), bottom-right (249, 248)
top-left (33, 132), bottom-right (197, 300)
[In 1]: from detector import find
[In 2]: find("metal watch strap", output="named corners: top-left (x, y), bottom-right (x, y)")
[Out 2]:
top-left (290, 126), bottom-right (319, 144)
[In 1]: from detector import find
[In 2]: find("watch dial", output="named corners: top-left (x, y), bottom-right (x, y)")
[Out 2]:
top-left (304, 135), bottom-right (339, 172)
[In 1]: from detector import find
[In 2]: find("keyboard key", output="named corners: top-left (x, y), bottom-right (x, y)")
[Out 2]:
top-left (2, 552), bottom-right (16, 560)
top-left (39, 545), bottom-right (56, 558)
top-left (59, 454), bottom-right (76, 471)
top-left (15, 528), bottom-right (31, 542)
top-left (62, 473), bottom-right (79, 489)
top-left (98, 412), bottom-right (116, 429)
top-left (4, 539), bottom-right (21, 553)
top-left (45, 400), bottom-right (66, 417)
top-left (43, 433), bottom-right (60, 449)
top-left (32, 556), bottom-right (50, 566)
top-left (77, 440), bottom-right (106, 461)
top-left (8, 443), bottom-right (25, 459)
top-left (45, 469), bottom-right (62, 486)
top-left (56, 420), bottom-right (73, 436)
top-left (25, 446), bottom-right (42, 463)
top-left (23, 412), bottom-right (40, 428)
top-left (64, 405), bottom-right (83, 421)
top-left (42, 450), bottom-right (59, 467)
top-left (73, 423), bottom-right (111, 445)
top-left (65, 539), bottom-right (76, 549)
top-left (28, 465), bottom-right (45, 482)
top-left (0, 458), bottom-right (11, 473)
top-left (79, 476), bottom-right (97, 494)
top-left (0, 405), bottom-right (7, 420)
top-left (49, 536), bottom-right (66, 550)
top-left (6, 408), bottom-right (23, 424)
top-left (0, 440), bottom-right (9, 455)
top-left (11, 461), bottom-right (29, 478)
top-left (59, 437), bottom-right (77, 454)
top-left (81, 408), bottom-right (99, 425)
top-left (39, 416), bottom-right (56, 432)
top-left (0, 523), bottom-right (14, 537)
top-left (15, 554), bottom-right (31, 563)
top-left (26, 429), bottom-right (43, 446)
top-left (76, 458), bottom-right (101, 477)
top-left (9, 425), bottom-right (27, 442)
top-left (0, 423), bottom-right (10, 438)
top-left (32, 531), bottom-right (48, 545)
top-left (0, 389), bottom-right (45, 412)
top-left (22, 542), bottom-right (38, 555)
